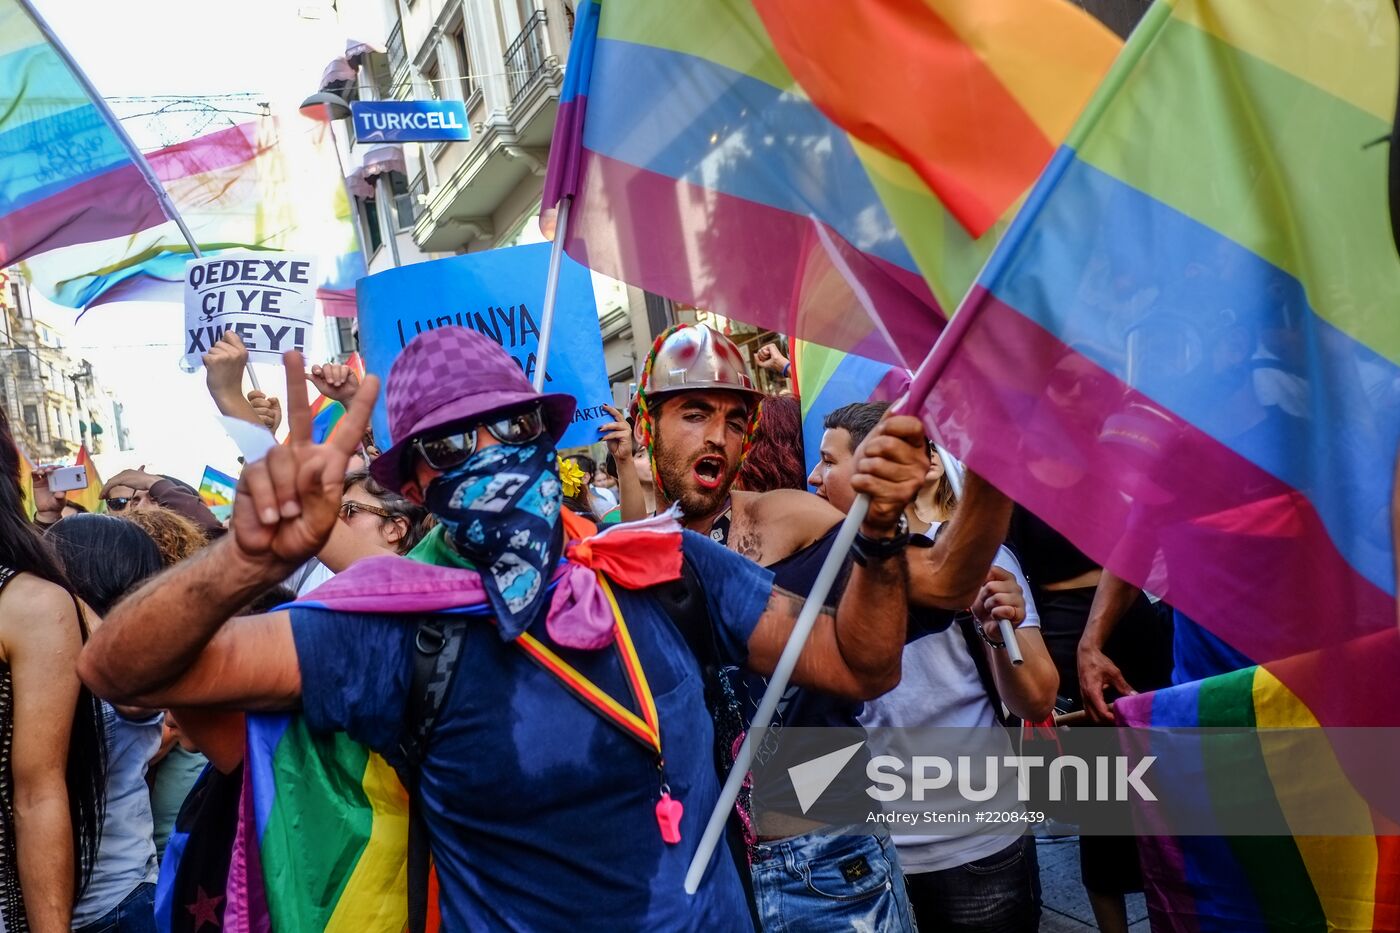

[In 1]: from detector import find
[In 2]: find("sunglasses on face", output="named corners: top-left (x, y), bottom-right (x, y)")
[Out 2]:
top-left (338, 500), bottom-right (393, 522)
top-left (103, 496), bottom-right (134, 512)
top-left (412, 405), bottom-right (547, 472)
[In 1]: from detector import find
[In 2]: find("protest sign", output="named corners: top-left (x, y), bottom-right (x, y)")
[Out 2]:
top-left (183, 251), bottom-right (318, 370)
top-left (357, 243), bottom-right (612, 450)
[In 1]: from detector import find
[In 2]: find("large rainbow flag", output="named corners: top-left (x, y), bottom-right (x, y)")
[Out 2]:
top-left (1117, 658), bottom-right (1400, 931)
top-left (18, 115), bottom-right (364, 317)
top-left (542, 0), bottom-right (1118, 370)
top-left (917, 0), bottom-right (1400, 727)
top-left (0, 0), bottom-right (165, 266)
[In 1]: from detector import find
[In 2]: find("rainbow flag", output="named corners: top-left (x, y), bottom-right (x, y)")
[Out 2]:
top-left (304, 352), bottom-right (366, 445)
top-left (68, 444), bottom-right (102, 513)
top-left (0, 0), bottom-right (168, 267)
top-left (15, 442), bottom-right (36, 520)
top-left (0, 0), bottom-right (165, 266)
top-left (541, 0), bottom-right (1118, 369)
top-left (793, 340), bottom-right (906, 478)
top-left (1117, 660), bottom-right (1400, 932)
top-left (224, 714), bottom-right (425, 933)
top-left (18, 115), bottom-right (364, 317)
top-left (917, 0), bottom-right (1400, 726)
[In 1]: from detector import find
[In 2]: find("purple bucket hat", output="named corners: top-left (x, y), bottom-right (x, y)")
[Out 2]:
top-left (368, 326), bottom-right (576, 489)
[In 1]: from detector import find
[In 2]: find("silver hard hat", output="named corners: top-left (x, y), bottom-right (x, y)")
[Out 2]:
top-left (644, 325), bottom-right (762, 401)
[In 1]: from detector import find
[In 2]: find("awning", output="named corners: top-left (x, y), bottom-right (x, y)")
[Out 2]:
top-left (344, 145), bottom-right (407, 199)
top-left (319, 56), bottom-right (356, 93)
top-left (346, 38), bottom-right (387, 69)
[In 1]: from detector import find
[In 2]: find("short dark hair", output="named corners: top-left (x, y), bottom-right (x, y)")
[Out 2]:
top-left (822, 401), bottom-right (890, 452)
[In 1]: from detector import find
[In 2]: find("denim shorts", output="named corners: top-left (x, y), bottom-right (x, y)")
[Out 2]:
top-left (73, 881), bottom-right (156, 933)
top-left (750, 830), bottom-right (917, 932)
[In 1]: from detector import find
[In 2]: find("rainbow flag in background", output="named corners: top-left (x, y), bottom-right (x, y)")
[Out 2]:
top-left (303, 352), bottom-right (365, 446)
top-left (917, 0), bottom-right (1400, 728)
top-left (542, 0), bottom-right (1119, 370)
top-left (1117, 659), bottom-right (1400, 932)
top-left (68, 444), bottom-right (102, 513)
top-left (18, 115), bottom-right (364, 317)
top-left (15, 443), bottom-right (36, 520)
top-left (0, 0), bottom-right (166, 266)
top-left (793, 340), bottom-right (905, 479)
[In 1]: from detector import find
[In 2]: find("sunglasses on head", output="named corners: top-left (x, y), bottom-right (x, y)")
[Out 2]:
top-left (412, 404), bottom-right (547, 472)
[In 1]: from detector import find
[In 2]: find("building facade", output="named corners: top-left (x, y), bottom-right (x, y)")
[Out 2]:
top-left (320, 0), bottom-right (658, 408)
top-left (0, 270), bottom-right (128, 463)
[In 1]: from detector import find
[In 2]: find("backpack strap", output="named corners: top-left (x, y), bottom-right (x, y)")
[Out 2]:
top-left (400, 616), bottom-right (468, 933)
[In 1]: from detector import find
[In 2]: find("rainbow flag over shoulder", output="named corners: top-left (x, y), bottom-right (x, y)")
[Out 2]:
top-left (918, 0), bottom-right (1400, 725)
top-left (542, 0), bottom-right (1118, 369)
top-left (1117, 657), bottom-right (1400, 932)
top-left (0, 0), bottom-right (165, 266)
top-left (18, 115), bottom-right (364, 317)
top-left (224, 715), bottom-right (427, 933)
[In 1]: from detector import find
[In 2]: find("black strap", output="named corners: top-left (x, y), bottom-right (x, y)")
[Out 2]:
top-left (401, 616), bottom-right (468, 933)
top-left (957, 614), bottom-right (1010, 726)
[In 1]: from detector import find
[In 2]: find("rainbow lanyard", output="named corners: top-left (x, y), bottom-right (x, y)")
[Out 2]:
top-left (514, 572), bottom-right (661, 762)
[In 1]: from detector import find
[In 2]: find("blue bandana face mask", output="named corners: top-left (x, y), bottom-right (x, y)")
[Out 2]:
top-left (424, 438), bottom-right (563, 639)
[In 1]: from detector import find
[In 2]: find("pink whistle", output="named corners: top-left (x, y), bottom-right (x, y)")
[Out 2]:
top-left (655, 792), bottom-right (684, 844)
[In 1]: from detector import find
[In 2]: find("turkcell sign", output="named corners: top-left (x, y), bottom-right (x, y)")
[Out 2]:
top-left (350, 100), bottom-right (470, 143)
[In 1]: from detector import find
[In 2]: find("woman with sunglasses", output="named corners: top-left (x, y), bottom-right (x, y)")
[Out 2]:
top-left (97, 470), bottom-right (222, 539)
top-left (286, 469), bottom-right (429, 595)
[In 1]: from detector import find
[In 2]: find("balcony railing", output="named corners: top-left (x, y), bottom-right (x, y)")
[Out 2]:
top-left (504, 11), bottom-right (549, 104)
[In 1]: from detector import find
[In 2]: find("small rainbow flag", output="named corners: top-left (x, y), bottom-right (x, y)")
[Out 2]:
top-left (542, 0), bottom-right (1118, 370)
top-left (0, 0), bottom-right (165, 266)
top-left (1117, 660), bottom-right (1400, 932)
top-left (15, 442), bottom-right (36, 520)
top-left (67, 444), bottom-right (103, 514)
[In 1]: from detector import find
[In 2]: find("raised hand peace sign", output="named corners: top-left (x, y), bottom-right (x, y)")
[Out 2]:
top-left (231, 351), bottom-right (380, 567)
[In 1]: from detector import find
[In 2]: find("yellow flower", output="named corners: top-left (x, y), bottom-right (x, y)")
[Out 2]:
top-left (558, 456), bottom-right (587, 499)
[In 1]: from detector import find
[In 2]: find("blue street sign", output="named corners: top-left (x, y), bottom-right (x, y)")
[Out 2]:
top-left (350, 100), bottom-right (471, 143)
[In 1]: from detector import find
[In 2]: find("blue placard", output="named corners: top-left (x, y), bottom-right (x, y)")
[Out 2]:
top-left (357, 243), bottom-right (613, 452)
top-left (350, 100), bottom-right (471, 143)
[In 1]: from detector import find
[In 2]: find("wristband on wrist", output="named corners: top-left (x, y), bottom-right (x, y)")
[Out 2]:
top-left (781, 361), bottom-right (791, 377)
top-left (977, 620), bottom-right (1007, 649)
top-left (850, 515), bottom-right (910, 565)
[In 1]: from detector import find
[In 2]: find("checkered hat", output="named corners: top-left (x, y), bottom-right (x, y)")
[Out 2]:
top-left (368, 326), bottom-right (576, 489)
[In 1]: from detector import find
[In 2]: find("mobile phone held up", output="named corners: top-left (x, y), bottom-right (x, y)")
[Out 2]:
top-left (46, 465), bottom-right (90, 493)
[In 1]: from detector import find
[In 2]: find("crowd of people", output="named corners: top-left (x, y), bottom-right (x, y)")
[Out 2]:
top-left (0, 320), bottom-right (1267, 932)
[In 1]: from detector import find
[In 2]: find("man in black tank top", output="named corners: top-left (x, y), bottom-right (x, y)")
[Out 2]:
top-left (640, 328), bottom-right (1032, 932)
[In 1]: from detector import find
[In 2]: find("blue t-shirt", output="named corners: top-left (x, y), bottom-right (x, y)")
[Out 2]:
top-left (291, 531), bottom-right (773, 932)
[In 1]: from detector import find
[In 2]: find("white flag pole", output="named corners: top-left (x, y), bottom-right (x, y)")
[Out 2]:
top-left (532, 198), bottom-right (572, 391)
top-left (18, 0), bottom-right (261, 391)
top-left (683, 492), bottom-right (870, 894)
